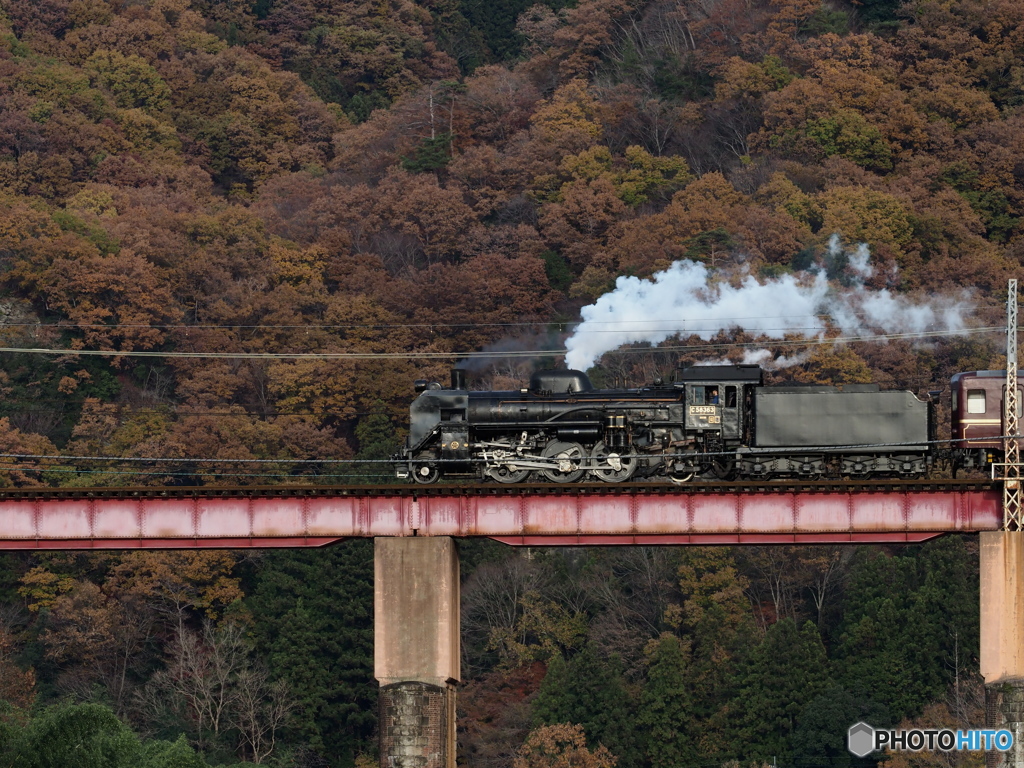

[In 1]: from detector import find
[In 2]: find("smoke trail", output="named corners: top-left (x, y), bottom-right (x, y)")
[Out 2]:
top-left (563, 238), bottom-right (973, 371)
top-left (738, 349), bottom-right (811, 369)
top-left (691, 349), bottom-right (811, 369)
top-left (456, 330), bottom-right (563, 375)
top-left (846, 240), bottom-right (873, 280)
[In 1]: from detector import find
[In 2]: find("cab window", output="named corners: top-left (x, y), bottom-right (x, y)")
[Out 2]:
top-left (967, 390), bottom-right (986, 414)
top-left (690, 386), bottom-right (704, 405)
top-left (725, 386), bottom-right (737, 408)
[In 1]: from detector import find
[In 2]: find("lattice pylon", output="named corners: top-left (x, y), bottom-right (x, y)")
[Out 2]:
top-left (1004, 279), bottom-right (1021, 530)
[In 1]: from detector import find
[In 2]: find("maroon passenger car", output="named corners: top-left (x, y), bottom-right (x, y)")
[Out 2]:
top-left (951, 370), bottom-right (1023, 472)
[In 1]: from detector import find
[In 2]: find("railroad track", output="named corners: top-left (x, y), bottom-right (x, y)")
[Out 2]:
top-left (0, 477), bottom-right (998, 500)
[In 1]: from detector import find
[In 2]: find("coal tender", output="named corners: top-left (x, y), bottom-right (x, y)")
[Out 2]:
top-left (742, 383), bottom-right (933, 478)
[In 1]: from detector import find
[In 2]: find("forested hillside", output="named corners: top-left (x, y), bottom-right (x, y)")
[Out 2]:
top-left (0, 0), bottom-right (1019, 764)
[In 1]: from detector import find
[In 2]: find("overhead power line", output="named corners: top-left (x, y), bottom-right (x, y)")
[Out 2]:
top-left (0, 452), bottom-right (361, 464)
top-left (0, 465), bottom-right (390, 480)
top-left (0, 326), bottom-right (1004, 361)
top-left (0, 435), bottom-right (983, 468)
top-left (0, 307), bottom-right (1006, 332)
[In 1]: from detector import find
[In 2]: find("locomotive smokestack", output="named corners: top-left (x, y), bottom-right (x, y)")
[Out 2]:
top-left (451, 369), bottom-right (467, 390)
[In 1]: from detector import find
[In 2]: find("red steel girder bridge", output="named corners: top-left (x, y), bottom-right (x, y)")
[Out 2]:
top-left (0, 479), bottom-right (1000, 549)
top-left (0, 477), bottom-right (1010, 768)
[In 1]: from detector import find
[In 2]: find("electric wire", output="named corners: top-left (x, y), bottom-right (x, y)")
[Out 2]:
top-left (0, 465), bottom-right (393, 480)
top-left (0, 453), bottom-right (375, 464)
top-left (0, 325), bottom-right (1004, 361)
top-left (0, 434), bottom-right (985, 470)
top-left (0, 302), bottom-right (1007, 332)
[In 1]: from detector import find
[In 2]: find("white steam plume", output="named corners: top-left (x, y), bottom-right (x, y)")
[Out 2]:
top-left (563, 237), bottom-right (972, 371)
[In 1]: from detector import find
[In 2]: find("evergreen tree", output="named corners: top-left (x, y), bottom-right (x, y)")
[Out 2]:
top-left (835, 538), bottom-right (977, 723)
top-left (532, 652), bottom-right (571, 724)
top-left (671, 548), bottom-right (756, 763)
top-left (141, 735), bottom-right (208, 768)
top-left (457, 0), bottom-right (571, 60)
top-left (915, 536), bottom-right (979, 684)
top-left (675, 548), bottom-right (757, 716)
top-left (246, 541), bottom-right (376, 767)
top-left (837, 595), bottom-right (939, 722)
top-left (400, 134), bottom-right (453, 174)
top-left (1, 703), bottom-right (208, 768)
top-left (733, 619), bottom-right (832, 763)
top-left (532, 645), bottom-right (638, 768)
top-left (353, 401), bottom-right (402, 483)
top-left (790, 684), bottom-right (888, 768)
top-left (10, 703), bottom-right (142, 768)
top-left (638, 634), bottom-right (697, 768)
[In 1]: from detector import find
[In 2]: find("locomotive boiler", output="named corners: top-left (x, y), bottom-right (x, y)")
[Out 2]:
top-left (394, 365), bottom-right (940, 484)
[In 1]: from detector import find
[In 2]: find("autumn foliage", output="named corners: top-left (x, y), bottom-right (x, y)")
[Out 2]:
top-left (0, 0), bottom-right (1015, 764)
top-left (0, 0), bottom-right (1017, 488)
top-left (514, 723), bottom-right (617, 768)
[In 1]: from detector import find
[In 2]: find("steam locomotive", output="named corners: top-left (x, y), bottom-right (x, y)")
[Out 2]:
top-left (394, 366), bottom-right (1012, 484)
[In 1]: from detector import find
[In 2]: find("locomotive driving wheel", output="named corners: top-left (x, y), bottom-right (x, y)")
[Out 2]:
top-left (540, 440), bottom-right (587, 483)
top-left (590, 441), bottom-right (637, 482)
top-left (485, 464), bottom-right (532, 483)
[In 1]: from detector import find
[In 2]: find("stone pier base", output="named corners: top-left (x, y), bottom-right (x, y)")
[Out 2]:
top-left (980, 531), bottom-right (1024, 768)
top-left (378, 682), bottom-right (457, 768)
top-left (375, 537), bottom-right (460, 768)
top-left (986, 683), bottom-right (1024, 768)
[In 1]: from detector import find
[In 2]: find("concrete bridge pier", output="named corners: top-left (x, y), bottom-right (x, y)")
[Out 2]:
top-left (981, 531), bottom-right (1024, 768)
top-left (374, 537), bottom-right (460, 768)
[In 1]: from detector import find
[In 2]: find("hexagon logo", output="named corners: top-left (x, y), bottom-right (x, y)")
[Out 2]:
top-left (848, 722), bottom-right (876, 757)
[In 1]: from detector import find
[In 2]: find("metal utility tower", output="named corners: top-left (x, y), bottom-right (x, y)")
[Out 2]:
top-left (1005, 278), bottom-right (1021, 529)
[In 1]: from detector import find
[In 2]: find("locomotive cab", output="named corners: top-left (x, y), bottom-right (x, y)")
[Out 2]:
top-left (675, 365), bottom-right (762, 442)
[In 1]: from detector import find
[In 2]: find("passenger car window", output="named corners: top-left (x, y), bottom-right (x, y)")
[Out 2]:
top-left (967, 390), bottom-right (986, 414)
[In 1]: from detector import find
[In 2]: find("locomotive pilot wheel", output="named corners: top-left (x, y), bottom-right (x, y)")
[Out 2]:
top-left (540, 440), bottom-right (587, 483)
top-left (412, 463), bottom-right (440, 484)
top-left (590, 441), bottom-right (637, 482)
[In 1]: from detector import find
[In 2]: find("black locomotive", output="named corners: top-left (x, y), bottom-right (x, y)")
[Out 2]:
top-left (395, 365), bottom-right (942, 484)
